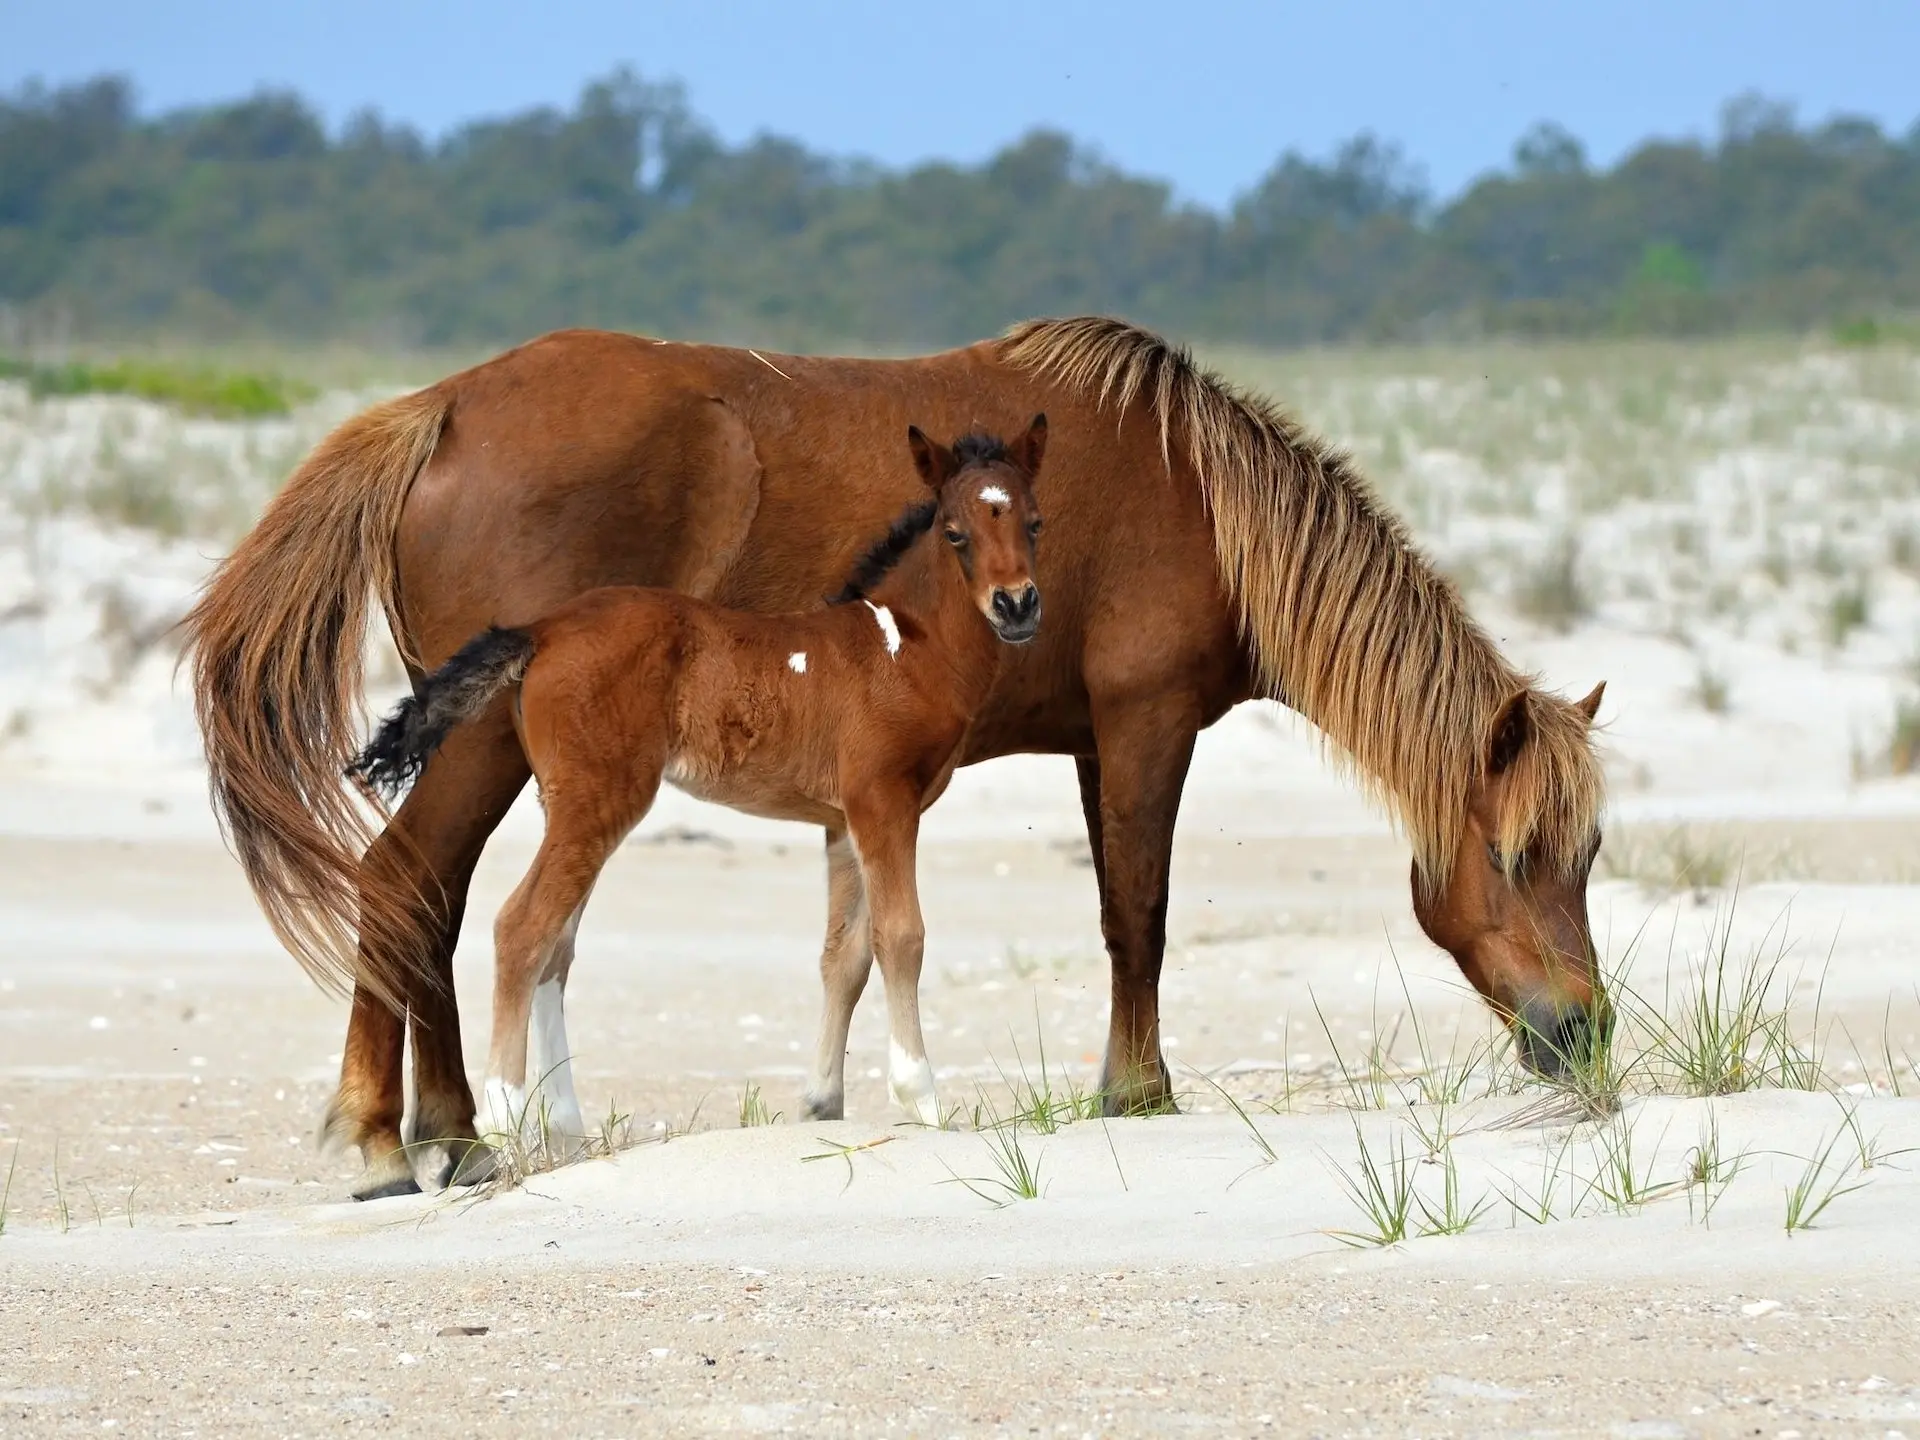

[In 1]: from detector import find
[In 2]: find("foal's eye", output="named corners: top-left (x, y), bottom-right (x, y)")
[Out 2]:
top-left (1487, 842), bottom-right (1526, 875)
top-left (1027, 517), bottom-right (1043, 538)
top-left (944, 528), bottom-right (967, 548)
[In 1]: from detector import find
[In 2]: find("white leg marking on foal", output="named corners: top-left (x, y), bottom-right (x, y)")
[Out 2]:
top-left (889, 1038), bottom-right (940, 1128)
top-left (787, 651), bottom-right (807, 674)
top-left (863, 601), bottom-right (902, 657)
top-left (530, 980), bottom-right (586, 1148)
top-left (977, 484), bottom-right (1010, 505)
top-left (399, 1039), bottom-right (419, 1148)
top-left (479, 1077), bottom-right (529, 1142)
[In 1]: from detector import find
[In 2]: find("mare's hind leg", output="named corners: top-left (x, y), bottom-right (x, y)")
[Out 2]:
top-left (1086, 695), bottom-right (1200, 1116)
top-left (327, 706), bottom-right (529, 1200)
top-left (845, 792), bottom-right (940, 1128)
top-left (802, 825), bottom-right (874, 1121)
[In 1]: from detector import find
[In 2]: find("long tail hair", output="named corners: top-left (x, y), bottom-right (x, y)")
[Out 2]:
top-left (182, 390), bottom-right (448, 1010)
top-left (351, 628), bottom-right (534, 801)
top-left (1003, 316), bottom-right (1604, 886)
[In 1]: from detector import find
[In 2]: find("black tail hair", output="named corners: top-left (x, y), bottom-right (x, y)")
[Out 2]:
top-left (348, 626), bottom-right (535, 800)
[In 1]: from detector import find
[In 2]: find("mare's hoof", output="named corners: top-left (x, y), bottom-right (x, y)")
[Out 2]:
top-left (437, 1144), bottom-right (500, 1190)
top-left (351, 1174), bottom-right (423, 1202)
top-left (1098, 1081), bottom-right (1178, 1119)
top-left (800, 1096), bottom-right (844, 1122)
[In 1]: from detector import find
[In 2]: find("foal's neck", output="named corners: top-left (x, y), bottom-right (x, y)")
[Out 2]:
top-left (865, 530), bottom-right (1000, 691)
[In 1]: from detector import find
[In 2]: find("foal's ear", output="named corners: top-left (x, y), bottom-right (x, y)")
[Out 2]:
top-left (1574, 681), bottom-right (1606, 723)
top-left (1014, 412), bottom-right (1048, 477)
top-left (1486, 691), bottom-right (1533, 776)
top-left (907, 425), bottom-right (955, 489)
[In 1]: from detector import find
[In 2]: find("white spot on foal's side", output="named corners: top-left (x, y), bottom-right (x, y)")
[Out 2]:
top-left (864, 601), bottom-right (902, 657)
top-left (787, 651), bottom-right (807, 674)
top-left (978, 484), bottom-right (1011, 505)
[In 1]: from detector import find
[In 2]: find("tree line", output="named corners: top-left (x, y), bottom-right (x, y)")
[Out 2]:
top-left (2, 71), bottom-right (1915, 351)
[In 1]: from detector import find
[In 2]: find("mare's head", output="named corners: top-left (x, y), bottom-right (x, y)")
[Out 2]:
top-left (1409, 682), bottom-right (1609, 1079)
top-left (907, 414), bottom-right (1047, 644)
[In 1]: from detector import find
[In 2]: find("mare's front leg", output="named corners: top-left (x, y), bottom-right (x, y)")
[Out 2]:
top-left (326, 707), bottom-right (529, 1200)
top-left (802, 824), bottom-right (874, 1120)
top-left (845, 791), bottom-right (940, 1128)
top-left (1085, 695), bottom-right (1200, 1116)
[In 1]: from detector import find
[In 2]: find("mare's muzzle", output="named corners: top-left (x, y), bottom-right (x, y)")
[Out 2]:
top-left (1515, 996), bottom-right (1605, 1080)
top-left (989, 583), bottom-right (1042, 643)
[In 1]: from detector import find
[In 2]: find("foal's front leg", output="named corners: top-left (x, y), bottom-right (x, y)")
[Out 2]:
top-left (802, 825), bottom-right (874, 1120)
top-left (845, 792), bottom-right (940, 1128)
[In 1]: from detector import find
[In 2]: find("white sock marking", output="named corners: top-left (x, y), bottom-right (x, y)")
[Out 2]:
top-left (889, 1038), bottom-right (940, 1127)
top-left (864, 601), bottom-right (901, 657)
top-left (977, 484), bottom-right (1010, 505)
top-left (787, 651), bottom-right (807, 674)
top-left (479, 1077), bottom-right (529, 1142)
top-left (529, 979), bottom-right (586, 1145)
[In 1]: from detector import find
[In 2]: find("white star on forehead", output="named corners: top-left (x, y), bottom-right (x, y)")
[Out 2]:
top-left (978, 484), bottom-right (1011, 505)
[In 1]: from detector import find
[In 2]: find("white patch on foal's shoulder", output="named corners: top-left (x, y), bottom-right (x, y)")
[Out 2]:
top-left (977, 484), bottom-right (1011, 505)
top-left (787, 651), bottom-right (807, 674)
top-left (863, 601), bottom-right (902, 657)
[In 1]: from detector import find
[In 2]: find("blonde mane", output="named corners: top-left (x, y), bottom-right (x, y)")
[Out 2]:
top-left (1001, 316), bottom-right (1604, 883)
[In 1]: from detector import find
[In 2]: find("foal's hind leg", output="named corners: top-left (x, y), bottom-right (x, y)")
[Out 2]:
top-left (845, 792), bottom-right (940, 1128)
top-left (802, 825), bottom-right (874, 1121)
top-left (525, 890), bottom-right (595, 1155)
top-left (480, 734), bottom-right (662, 1162)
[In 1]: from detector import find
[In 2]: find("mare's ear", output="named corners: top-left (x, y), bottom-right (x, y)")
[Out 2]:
top-left (907, 425), bottom-right (955, 490)
top-left (1486, 691), bottom-right (1533, 776)
top-left (1014, 412), bottom-right (1048, 477)
top-left (1574, 681), bottom-right (1606, 723)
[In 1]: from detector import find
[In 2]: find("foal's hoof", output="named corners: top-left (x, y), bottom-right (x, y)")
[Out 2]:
top-left (800, 1094), bottom-right (844, 1122)
top-left (351, 1174), bottom-right (423, 1202)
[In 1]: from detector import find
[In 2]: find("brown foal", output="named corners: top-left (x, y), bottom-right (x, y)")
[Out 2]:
top-left (351, 418), bottom-right (1048, 1153)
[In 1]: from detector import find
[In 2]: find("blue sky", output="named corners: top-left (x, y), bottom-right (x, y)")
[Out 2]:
top-left (5, 0), bottom-right (1914, 207)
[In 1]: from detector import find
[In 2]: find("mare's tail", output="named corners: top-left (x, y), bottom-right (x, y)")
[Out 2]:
top-left (349, 627), bottom-right (536, 800)
top-left (183, 388), bottom-right (448, 1009)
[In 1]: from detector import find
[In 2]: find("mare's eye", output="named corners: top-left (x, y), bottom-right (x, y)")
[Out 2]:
top-left (1488, 842), bottom-right (1527, 875)
top-left (1027, 517), bottom-right (1043, 538)
top-left (1486, 842), bottom-right (1507, 869)
top-left (944, 528), bottom-right (967, 548)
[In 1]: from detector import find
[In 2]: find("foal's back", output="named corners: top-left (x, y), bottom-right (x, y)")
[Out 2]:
top-left (511, 585), bottom-right (927, 830)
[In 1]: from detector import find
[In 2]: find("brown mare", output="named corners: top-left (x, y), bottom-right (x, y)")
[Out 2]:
top-left (347, 420), bottom-right (1049, 1155)
top-left (185, 316), bottom-right (1608, 1201)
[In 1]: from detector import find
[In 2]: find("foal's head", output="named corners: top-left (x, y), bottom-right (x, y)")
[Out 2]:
top-left (907, 414), bottom-right (1047, 644)
top-left (1409, 683), bottom-right (1609, 1080)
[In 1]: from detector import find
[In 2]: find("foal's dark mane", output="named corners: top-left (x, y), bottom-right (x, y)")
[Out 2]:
top-left (827, 500), bottom-right (937, 605)
top-left (828, 430), bottom-right (1014, 605)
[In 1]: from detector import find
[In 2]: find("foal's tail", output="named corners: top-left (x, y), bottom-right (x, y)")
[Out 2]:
top-left (350, 628), bottom-right (536, 801)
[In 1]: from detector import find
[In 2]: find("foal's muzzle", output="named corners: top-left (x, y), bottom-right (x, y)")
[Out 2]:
top-left (988, 584), bottom-right (1042, 643)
